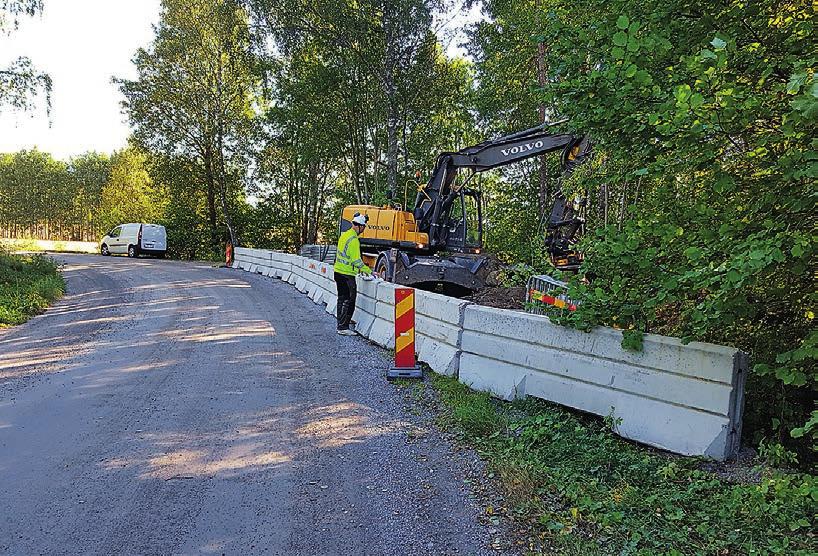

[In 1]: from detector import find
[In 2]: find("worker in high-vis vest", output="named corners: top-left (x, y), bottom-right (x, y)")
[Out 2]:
top-left (334, 212), bottom-right (373, 335)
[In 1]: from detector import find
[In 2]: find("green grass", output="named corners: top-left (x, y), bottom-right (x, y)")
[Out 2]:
top-left (0, 238), bottom-right (98, 254)
top-left (0, 251), bottom-right (65, 326)
top-left (429, 374), bottom-right (817, 555)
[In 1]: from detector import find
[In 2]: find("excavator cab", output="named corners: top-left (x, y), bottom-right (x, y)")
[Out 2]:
top-left (441, 185), bottom-right (483, 253)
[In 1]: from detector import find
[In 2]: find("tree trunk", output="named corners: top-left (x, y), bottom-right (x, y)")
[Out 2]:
top-left (215, 132), bottom-right (238, 248)
top-left (536, 39), bottom-right (549, 217)
top-left (383, 0), bottom-right (399, 200)
top-left (203, 146), bottom-right (218, 247)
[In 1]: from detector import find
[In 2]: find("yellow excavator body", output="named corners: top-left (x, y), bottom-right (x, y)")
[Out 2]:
top-left (341, 205), bottom-right (429, 248)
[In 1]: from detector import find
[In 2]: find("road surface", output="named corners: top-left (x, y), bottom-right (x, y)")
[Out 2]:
top-left (0, 254), bottom-right (499, 555)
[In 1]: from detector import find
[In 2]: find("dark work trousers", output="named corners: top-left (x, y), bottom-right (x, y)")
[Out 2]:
top-left (334, 272), bottom-right (357, 330)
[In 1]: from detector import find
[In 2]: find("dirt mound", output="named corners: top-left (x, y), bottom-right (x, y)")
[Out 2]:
top-left (464, 286), bottom-right (527, 310)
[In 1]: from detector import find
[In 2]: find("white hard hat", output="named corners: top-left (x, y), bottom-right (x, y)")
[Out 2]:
top-left (352, 213), bottom-right (369, 226)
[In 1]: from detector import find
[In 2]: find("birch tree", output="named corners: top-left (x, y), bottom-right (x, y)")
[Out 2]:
top-left (117, 0), bottom-right (258, 249)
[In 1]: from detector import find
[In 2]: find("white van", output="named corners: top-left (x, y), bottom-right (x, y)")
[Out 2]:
top-left (100, 223), bottom-right (167, 258)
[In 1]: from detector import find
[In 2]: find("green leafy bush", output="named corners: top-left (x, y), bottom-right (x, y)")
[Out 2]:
top-left (0, 251), bottom-right (64, 326)
top-left (505, 0), bottom-right (818, 464)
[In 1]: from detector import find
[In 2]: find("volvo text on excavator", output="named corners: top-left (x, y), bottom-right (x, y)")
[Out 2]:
top-left (339, 124), bottom-right (592, 295)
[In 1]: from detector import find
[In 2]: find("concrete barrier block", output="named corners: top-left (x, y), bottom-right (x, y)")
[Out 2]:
top-left (319, 284), bottom-right (335, 303)
top-left (359, 282), bottom-right (393, 348)
top-left (352, 308), bottom-right (375, 337)
top-left (367, 321), bottom-right (392, 348)
top-left (318, 263), bottom-right (333, 280)
top-left (356, 275), bottom-right (379, 299)
top-left (415, 289), bottom-right (469, 324)
top-left (523, 370), bottom-right (732, 458)
top-left (416, 333), bottom-right (460, 377)
top-left (459, 353), bottom-right (527, 401)
top-left (325, 296), bottom-right (337, 316)
top-left (375, 280), bottom-right (399, 302)
top-left (460, 330), bottom-right (733, 416)
top-left (307, 282), bottom-right (322, 303)
top-left (274, 264), bottom-right (292, 280)
top-left (351, 280), bottom-right (377, 337)
top-left (415, 314), bottom-right (461, 346)
top-left (460, 304), bottom-right (744, 459)
top-left (464, 306), bottom-right (735, 384)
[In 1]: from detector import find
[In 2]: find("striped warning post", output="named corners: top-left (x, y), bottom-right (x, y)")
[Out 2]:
top-left (528, 289), bottom-right (577, 311)
top-left (388, 287), bottom-right (422, 380)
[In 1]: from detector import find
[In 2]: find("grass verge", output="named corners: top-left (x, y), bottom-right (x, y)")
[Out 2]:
top-left (429, 374), bottom-right (816, 555)
top-left (0, 251), bottom-right (65, 326)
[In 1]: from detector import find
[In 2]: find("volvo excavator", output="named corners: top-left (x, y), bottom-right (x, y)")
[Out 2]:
top-left (339, 124), bottom-right (592, 295)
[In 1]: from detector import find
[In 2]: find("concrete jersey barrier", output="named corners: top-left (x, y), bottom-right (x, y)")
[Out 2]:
top-left (458, 305), bottom-right (746, 460)
top-left (413, 289), bottom-right (468, 377)
top-left (229, 247), bottom-right (746, 460)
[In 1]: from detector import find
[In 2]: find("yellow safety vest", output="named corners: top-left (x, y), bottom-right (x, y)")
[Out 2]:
top-left (334, 228), bottom-right (371, 276)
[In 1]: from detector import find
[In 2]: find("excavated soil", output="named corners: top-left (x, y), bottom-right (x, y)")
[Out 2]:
top-left (464, 286), bottom-right (527, 311)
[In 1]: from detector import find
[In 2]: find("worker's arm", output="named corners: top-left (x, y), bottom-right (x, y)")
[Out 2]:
top-left (348, 237), bottom-right (372, 275)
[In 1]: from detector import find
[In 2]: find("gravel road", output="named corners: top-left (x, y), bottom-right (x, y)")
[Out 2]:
top-left (0, 254), bottom-right (501, 555)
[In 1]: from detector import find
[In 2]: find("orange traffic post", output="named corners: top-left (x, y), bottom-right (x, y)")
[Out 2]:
top-left (387, 287), bottom-right (422, 380)
top-left (225, 241), bottom-right (233, 267)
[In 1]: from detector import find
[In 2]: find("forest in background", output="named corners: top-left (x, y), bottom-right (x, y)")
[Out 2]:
top-left (1, 0), bottom-right (814, 467)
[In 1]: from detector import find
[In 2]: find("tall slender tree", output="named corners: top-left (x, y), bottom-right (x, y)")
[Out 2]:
top-left (117, 0), bottom-right (258, 249)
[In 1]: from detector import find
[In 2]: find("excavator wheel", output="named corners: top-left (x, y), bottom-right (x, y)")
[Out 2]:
top-left (375, 254), bottom-right (394, 281)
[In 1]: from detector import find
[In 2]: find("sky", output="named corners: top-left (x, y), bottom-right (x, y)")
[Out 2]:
top-left (0, 1), bottom-right (481, 161)
top-left (0, 0), bottom-right (163, 159)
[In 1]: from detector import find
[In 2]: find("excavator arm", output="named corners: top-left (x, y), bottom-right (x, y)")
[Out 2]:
top-left (412, 124), bottom-right (591, 258)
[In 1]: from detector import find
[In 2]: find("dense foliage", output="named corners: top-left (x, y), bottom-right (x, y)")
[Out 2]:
top-left (471, 0), bottom-right (815, 464)
top-left (242, 0), bottom-right (478, 248)
top-left (116, 0), bottom-right (258, 249)
top-left (0, 148), bottom-right (165, 242)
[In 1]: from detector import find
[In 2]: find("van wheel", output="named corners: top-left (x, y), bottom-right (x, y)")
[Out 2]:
top-left (101, 244), bottom-right (110, 256)
top-left (128, 245), bottom-right (137, 258)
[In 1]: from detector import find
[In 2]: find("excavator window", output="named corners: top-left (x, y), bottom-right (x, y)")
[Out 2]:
top-left (445, 189), bottom-right (482, 250)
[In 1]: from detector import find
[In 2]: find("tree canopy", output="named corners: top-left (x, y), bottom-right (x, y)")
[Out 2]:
top-left (0, 0), bottom-right (51, 116)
